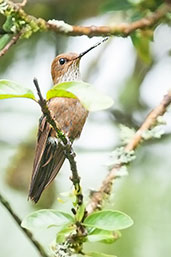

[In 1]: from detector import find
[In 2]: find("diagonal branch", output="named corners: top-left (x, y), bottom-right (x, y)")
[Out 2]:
top-left (0, 192), bottom-right (49, 257)
top-left (0, 32), bottom-right (21, 57)
top-left (86, 90), bottom-right (171, 215)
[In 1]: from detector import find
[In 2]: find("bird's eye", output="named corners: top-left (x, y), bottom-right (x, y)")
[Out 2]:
top-left (59, 58), bottom-right (66, 65)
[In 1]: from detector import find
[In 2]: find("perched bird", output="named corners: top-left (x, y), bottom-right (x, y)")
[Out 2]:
top-left (29, 38), bottom-right (107, 203)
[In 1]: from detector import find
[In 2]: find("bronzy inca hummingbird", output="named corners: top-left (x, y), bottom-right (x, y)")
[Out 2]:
top-left (29, 38), bottom-right (108, 203)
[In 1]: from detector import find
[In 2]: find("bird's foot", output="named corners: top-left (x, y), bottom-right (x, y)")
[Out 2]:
top-left (59, 135), bottom-right (71, 148)
top-left (60, 136), bottom-right (76, 158)
top-left (48, 136), bottom-right (59, 147)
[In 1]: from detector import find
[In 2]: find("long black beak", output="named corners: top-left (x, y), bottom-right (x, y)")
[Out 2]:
top-left (78, 37), bottom-right (108, 59)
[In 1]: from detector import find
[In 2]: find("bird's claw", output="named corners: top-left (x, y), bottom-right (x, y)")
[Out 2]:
top-left (59, 135), bottom-right (71, 148)
top-left (60, 137), bottom-right (76, 158)
top-left (48, 136), bottom-right (59, 147)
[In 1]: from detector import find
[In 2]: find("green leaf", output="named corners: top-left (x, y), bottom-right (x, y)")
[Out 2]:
top-left (3, 16), bottom-right (14, 32)
top-left (46, 81), bottom-right (114, 112)
top-left (56, 226), bottom-right (75, 243)
top-left (83, 210), bottom-right (133, 231)
top-left (130, 0), bottom-right (163, 11)
top-left (87, 228), bottom-right (121, 243)
top-left (0, 80), bottom-right (36, 100)
top-left (101, 0), bottom-right (132, 12)
top-left (0, 34), bottom-right (12, 50)
top-left (85, 252), bottom-right (117, 257)
top-left (75, 204), bottom-right (85, 222)
top-left (131, 30), bottom-right (153, 64)
top-left (21, 209), bottom-right (74, 230)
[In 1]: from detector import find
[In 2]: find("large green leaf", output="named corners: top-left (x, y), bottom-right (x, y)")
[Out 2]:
top-left (83, 210), bottom-right (133, 231)
top-left (21, 209), bottom-right (74, 230)
top-left (0, 80), bottom-right (36, 100)
top-left (46, 81), bottom-right (114, 112)
top-left (85, 252), bottom-right (117, 257)
top-left (87, 228), bottom-right (121, 243)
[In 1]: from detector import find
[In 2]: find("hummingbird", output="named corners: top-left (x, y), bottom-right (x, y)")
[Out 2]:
top-left (29, 38), bottom-right (108, 203)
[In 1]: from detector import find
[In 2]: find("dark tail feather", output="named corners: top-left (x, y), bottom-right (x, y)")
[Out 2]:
top-left (29, 142), bottom-right (65, 203)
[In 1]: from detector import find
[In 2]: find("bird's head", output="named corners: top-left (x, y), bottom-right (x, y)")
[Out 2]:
top-left (51, 38), bottom-right (108, 84)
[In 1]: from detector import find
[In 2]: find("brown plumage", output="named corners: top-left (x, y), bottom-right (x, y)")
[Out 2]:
top-left (29, 53), bottom-right (88, 203)
top-left (29, 39), bottom-right (107, 203)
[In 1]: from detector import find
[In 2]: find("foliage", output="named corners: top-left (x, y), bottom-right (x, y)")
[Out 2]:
top-left (0, 0), bottom-right (47, 38)
top-left (100, 0), bottom-right (164, 16)
top-left (0, 34), bottom-right (12, 50)
top-left (22, 209), bottom-right (133, 256)
top-left (21, 209), bottom-right (74, 230)
top-left (0, 79), bottom-right (113, 112)
top-left (0, 80), bottom-right (36, 100)
top-left (47, 81), bottom-right (114, 112)
top-left (131, 30), bottom-right (153, 64)
top-left (83, 210), bottom-right (133, 230)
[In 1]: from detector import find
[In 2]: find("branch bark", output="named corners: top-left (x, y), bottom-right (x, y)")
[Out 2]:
top-left (47, 4), bottom-right (171, 37)
top-left (86, 90), bottom-right (171, 215)
top-left (0, 1), bottom-right (170, 58)
top-left (0, 32), bottom-right (21, 57)
top-left (0, 192), bottom-right (49, 257)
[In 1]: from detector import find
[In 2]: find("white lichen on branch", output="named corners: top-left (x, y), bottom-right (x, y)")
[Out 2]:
top-left (87, 91), bottom-right (171, 214)
top-left (50, 241), bottom-right (73, 257)
top-left (119, 124), bottom-right (136, 145)
top-left (109, 147), bottom-right (136, 167)
top-left (48, 19), bottom-right (73, 33)
top-left (142, 126), bottom-right (165, 140)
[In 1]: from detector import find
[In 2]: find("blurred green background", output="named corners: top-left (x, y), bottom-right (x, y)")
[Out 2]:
top-left (0, 0), bottom-right (171, 256)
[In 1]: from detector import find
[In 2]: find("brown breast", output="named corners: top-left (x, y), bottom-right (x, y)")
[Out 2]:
top-left (47, 97), bottom-right (88, 140)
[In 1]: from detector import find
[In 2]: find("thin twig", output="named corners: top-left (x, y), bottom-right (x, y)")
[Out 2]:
top-left (33, 78), bottom-right (83, 206)
top-left (0, 192), bottom-right (49, 257)
top-left (86, 90), bottom-right (171, 215)
top-left (0, 33), bottom-right (21, 57)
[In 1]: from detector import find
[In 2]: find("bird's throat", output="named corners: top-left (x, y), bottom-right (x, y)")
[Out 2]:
top-left (55, 62), bottom-right (81, 84)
